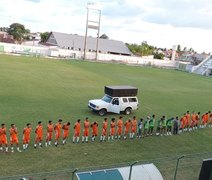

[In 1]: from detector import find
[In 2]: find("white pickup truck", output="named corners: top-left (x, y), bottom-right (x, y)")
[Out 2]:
top-left (88, 86), bottom-right (139, 116)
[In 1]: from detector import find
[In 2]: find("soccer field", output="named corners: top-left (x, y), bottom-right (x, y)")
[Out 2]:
top-left (0, 54), bottom-right (211, 179)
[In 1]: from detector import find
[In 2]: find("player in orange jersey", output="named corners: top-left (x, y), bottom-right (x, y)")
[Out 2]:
top-left (54, 119), bottom-right (63, 146)
top-left (34, 121), bottom-right (43, 148)
top-left (116, 116), bottom-right (123, 140)
top-left (45, 120), bottom-right (54, 147)
top-left (190, 112), bottom-right (196, 130)
top-left (179, 113), bottom-right (186, 133)
top-left (100, 118), bottom-right (108, 142)
top-left (22, 123), bottom-right (31, 150)
top-left (0, 123), bottom-right (8, 152)
top-left (130, 116), bottom-right (137, 139)
top-left (108, 118), bottom-right (116, 141)
top-left (201, 112), bottom-right (209, 128)
top-left (73, 119), bottom-right (81, 143)
top-left (91, 121), bottom-right (98, 142)
top-left (195, 112), bottom-right (201, 129)
top-left (208, 111), bottom-right (212, 128)
top-left (124, 118), bottom-right (131, 140)
top-left (82, 117), bottom-right (90, 143)
top-left (209, 111), bottom-right (212, 128)
top-left (10, 124), bottom-right (21, 152)
top-left (62, 122), bottom-right (70, 145)
top-left (205, 111), bottom-right (210, 127)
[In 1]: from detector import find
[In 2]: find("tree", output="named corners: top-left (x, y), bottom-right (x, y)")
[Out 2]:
top-left (99, 34), bottom-right (109, 39)
top-left (153, 52), bottom-right (165, 59)
top-left (7, 23), bottom-right (29, 44)
top-left (177, 44), bottom-right (181, 52)
top-left (40, 32), bottom-right (50, 43)
top-left (126, 42), bottom-right (155, 57)
top-left (0, 27), bottom-right (8, 32)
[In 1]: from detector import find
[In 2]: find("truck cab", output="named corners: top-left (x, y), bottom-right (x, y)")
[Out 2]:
top-left (88, 86), bottom-right (139, 116)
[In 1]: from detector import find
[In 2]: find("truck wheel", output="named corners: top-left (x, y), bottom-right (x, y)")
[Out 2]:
top-left (98, 109), bottom-right (107, 116)
top-left (125, 108), bottom-right (131, 115)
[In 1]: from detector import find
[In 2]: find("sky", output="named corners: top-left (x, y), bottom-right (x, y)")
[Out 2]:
top-left (1, 0), bottom-right (212, 53)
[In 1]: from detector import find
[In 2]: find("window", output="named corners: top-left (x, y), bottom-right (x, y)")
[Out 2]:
top-left (122, 98), bottom-right (128, 103)
top-left (128, 98), bottom-right (137, 102)
top-left (102, 95), bottom-right (112, 103)
top-left (112, 98), bottom-right (119, 105)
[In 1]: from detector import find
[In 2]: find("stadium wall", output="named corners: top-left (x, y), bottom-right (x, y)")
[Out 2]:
top-left (0, 42), bottom-right (177, 69)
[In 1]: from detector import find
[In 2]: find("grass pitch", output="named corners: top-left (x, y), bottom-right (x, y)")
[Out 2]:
top-left (0, 54), bottom-right (211, 179)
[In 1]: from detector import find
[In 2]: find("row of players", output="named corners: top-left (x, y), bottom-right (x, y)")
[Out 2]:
top-left (0, 111), bottom-right (211, 153)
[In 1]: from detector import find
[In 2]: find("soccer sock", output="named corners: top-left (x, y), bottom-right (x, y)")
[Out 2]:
top-left (76, 137), bottom-right (80, 143)
top-left (45, 142), bottom-right (48, 147)
top-left (118, 135), bottom-right (120, 139)
top-left (62, 139), bottom-right (66, 144)
top-left (85, 136), bottom-right (88, 142)
top-left (103, 136), bottom-right (105, 141)
top-left (17, 147), bottom-right (21, 152)
top-left (23, 144), bottom-right (26, 150)
top-left (111, 136), bottom-right (114, 140)
top-left (48, 141), bottom-right (51, 145)
top-left (82, 136), bottom-right (85, 142)
top-left (39, 143), bottom-right (42, 147)
top-left (108, 136), bottom-right (110, 141)
top-left (0, 147), bottom-right (3, 151)
top-left (100, 136), bottom-right (103, 141)
top-left (73, 136), bottom-right (75, 143)
top-left (132, 133), bottom-right (135, 138)
top-left (11, 147), bottom-right (14, 152)
top-left (5, 147), bottom-right (8, 152)
top-left (129, 133), bottom-right (132, 138)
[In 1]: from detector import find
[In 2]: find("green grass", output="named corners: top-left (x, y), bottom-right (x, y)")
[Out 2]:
top-left (0, 54), bottom-right (211, 179)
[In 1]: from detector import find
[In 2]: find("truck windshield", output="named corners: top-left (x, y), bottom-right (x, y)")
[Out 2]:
top-left (102, 95), bottom-right (112, 103)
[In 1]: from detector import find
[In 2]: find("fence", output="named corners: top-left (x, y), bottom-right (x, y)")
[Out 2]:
top-left (0, 42), bottom-right (178, 69)
top-left (1, 151), bottom-right (211, 180)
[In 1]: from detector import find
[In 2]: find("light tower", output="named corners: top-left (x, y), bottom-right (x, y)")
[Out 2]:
top-left (83, 2), bottom-right (101, 60)
top-left (171, 45), bottom-right (177, 61)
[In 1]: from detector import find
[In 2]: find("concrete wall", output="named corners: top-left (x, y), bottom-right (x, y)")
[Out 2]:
top-left (0, 42), bottom-right (177, 69)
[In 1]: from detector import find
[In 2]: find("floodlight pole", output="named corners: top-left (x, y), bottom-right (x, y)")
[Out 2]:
top-left (173, 155), bottom-right (185, 180)
top-left (71, 168), bottom-right (78, 180)
top-left (83, 8), bottom-right (89, 60)
top-left (95, 9), bottom-right (101, 61)
top-left (128, 161), bottom-right (138, 180)
top-left (83, 2), bottom-right (101, 61)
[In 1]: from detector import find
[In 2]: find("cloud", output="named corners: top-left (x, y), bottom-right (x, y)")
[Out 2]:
top-left (136, 0), bottom-right (212, 29)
